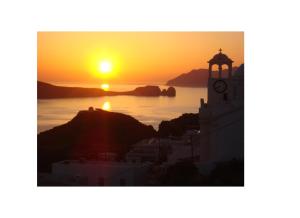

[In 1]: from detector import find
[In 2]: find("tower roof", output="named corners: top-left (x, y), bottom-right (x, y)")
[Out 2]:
top-left (208, 49), bottom-right (233, 65)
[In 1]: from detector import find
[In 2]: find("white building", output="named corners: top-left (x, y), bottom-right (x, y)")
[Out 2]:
top-left (125, 138), bottom-right (161, 163)
top-left (51, 160), bottom-right (150, 186)
top-left (126, 134), bottom-right (205, 165)
top-left (49, 135), bottom-right (203, 186)
top-left (166, 130), bottom-right (201, 163)
top-left (198, 49), bottom-right (244, 162)
top-left (97, 152), bottom-right (118, 161)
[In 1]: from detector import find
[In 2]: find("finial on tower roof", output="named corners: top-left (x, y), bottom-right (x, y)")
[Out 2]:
top-left (219, 48), bottom-right (222, 53)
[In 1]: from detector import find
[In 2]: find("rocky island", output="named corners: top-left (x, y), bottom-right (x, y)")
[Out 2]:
top-left (38, 81), bottom-right (176, 99)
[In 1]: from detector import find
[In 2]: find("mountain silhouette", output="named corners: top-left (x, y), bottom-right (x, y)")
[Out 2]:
top-left (166, 67), bottom-right (238, 87)
top-left (38, 81), bottom-right (176, 98)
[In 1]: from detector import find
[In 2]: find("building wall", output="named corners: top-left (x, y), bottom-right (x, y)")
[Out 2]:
top-left (208, 78), bottom-right (234, 106)
top-left (199, 65), bottom-right (244, 162)
top-left (52, 162), bottom-right (149, 186)
top-left (209, 108), bottom-right (244, 161)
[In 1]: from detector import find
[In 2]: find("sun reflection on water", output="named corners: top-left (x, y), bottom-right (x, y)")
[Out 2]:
top-left (102, 101), bottom-right (111, 111)
top-left (101, 83), bottom-right (110, 91)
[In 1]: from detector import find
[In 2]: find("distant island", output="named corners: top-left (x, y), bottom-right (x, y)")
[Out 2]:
top-left (166, 67), bottom-right (238, 87)
top-left (38, 81), bottom-right (176, 99)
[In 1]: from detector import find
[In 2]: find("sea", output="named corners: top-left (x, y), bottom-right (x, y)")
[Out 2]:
top-left (37, 84), bottom-right (207, 133)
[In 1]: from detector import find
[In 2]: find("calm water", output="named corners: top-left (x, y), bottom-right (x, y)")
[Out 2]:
top-left (38, 84), bottom-right (207, 133)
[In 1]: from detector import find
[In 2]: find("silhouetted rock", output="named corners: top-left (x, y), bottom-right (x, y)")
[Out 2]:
top-left (38, 81), bottom-right (105, 99)
top-left (38, 108), bottom-right (156, 172)
top-left (158, 113), bottom-right (199, 137)
top-left (38, 81), bottom-right (175, 98)
top-left (131, 85), bottom-right (161, 96)
top-left (161, 89), bottom-right (167, 96)
top-left (166, 87), bottom-right (176, 97)
top-left (166, 67), bottom-right (238, 87)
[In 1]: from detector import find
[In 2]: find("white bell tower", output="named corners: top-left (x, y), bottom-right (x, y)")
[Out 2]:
top-left (207, 48), bottom-right (234, 106)
top-left (198, 49), bottom-right (244, 162)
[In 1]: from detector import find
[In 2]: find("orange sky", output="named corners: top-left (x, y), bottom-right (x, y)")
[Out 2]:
top-left (37, 32), bottom-right (244, 85)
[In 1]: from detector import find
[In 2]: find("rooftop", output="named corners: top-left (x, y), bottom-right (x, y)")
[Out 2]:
top-left (54, 159), bottom-right (150, 167)
top-left (208, 48), bottom-right (233, 65)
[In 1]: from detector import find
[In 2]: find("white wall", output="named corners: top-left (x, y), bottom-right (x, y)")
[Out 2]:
top-left (52, 162), bottom-right (149, 186)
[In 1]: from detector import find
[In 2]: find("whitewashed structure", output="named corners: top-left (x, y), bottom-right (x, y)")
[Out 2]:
top-left (49, 136), bottom-right (202, 185)
top-left (125, 138), bottom-right (161, 163)
top-left (126, 134), bottom-right (203, 164)
top-left (198, 49), bottom-right (244, 162)
top-left (51, 160), bottom-right (149, 186)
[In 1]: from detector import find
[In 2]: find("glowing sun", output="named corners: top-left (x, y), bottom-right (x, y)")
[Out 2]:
top-left (99, 61), bottom-right (112, 74)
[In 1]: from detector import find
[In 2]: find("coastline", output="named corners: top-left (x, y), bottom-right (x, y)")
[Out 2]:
top-left (38, 81), bottom-right (176, 99)
top-left (37, 85), bottom-right (207, 133)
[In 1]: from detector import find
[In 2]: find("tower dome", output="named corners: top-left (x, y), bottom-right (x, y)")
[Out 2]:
top-left (208, 48), bottom-right (233, 65)
top-left (208, 49), bottom-right (234, 78)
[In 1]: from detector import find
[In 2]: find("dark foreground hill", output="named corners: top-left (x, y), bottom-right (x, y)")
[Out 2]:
top-left (38, 108), bottom-right (156, 172)
top-left (38, 81), bottom-right (176, 98)
top-left (158, 113), bottom-right (199, 137)
top-left (166, 67), bottom-right (238, 87)
top-left (37, 109), bottom-right (199, 172)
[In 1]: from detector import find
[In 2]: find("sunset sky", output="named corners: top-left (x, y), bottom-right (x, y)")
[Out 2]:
top-left (37, 32), bottom-right (244, 85)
